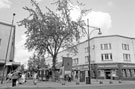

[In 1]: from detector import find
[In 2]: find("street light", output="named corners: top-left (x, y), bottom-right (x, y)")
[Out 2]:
top-left (87, 19), bottom-right (102, 84)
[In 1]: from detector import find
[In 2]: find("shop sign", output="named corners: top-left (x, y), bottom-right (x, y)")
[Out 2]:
top-left (79, 66), bottom-right (88, 70)
top-left (97, 64), bottom-right (118, 68)
top-left (122, 65), bottom-right (135, 68)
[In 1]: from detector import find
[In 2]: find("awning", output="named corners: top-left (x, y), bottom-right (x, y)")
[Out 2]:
top-left (6, 62), bottom-right (20, 66)
top-left (6, 62), bottom-right (12, 66)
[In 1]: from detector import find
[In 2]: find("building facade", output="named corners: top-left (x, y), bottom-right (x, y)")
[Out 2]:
top-left (46, 35), bottom-right (135, 81)
top-left (0, 22), bottom-right (20, 79)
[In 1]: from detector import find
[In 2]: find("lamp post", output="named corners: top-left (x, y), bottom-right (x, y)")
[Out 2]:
top-left (87, 19), bottom-right (102, 84)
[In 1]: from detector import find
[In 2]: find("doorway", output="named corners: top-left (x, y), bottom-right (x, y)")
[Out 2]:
top-left (104, 69), bottom-right (111, 79)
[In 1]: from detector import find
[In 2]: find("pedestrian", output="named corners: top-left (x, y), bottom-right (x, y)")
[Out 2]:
top-left (33, 71), bottom-right (38, 85)
top-left (6, 72), bottom-right (13, 83)
top-left (12, 70), bottom-right (19, 87)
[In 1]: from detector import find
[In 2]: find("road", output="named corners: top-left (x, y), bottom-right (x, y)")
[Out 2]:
top-left (1, 79), bottom-right (135, 89)
top-left (1, 83), bottom-right (135, 89)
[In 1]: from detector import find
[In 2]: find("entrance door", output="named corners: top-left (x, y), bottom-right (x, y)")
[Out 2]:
top-left (105, 69), bottom-right (111, 79)
top-left (80, 71), bottom-right (85, 82)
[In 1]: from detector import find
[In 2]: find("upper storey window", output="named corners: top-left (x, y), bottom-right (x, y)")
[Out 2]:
top-left (122, 44), bottom-right (129, 50)
top-left (101, 43), bottom-right (111, 50)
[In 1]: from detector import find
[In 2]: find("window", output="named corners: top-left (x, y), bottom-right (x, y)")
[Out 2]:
top-left (101, 43), bottom-right (112, 50)
top-left (122, 44), bottom-right (129, 50)
top-left (85, 56), bottom-right (89, 63)
top-left (101, 53), bottom-right (112, 61)
top-left (123, 53), bottom-right (131, 61)
top-left (73, 58), bottom-right (79, 65)
top-left (122, 69), bottom-right (127, 77)
top-left (85, 47), bottom-right (88, 53)
top-left (123, 69), bottom-right (132, 78)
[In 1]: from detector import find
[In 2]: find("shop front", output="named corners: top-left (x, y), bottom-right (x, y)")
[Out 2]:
top-left (121, 63), bottom-right (135, 80)
top-left (95, 63), bottom-right (135, 80)
top-left (72, 64), bottom-right (96, 82)
top-left (95, 63), bottom-right (119, 80)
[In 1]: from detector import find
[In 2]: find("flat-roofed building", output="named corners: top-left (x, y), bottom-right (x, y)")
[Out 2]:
top-left (0, 22), bottom-right (20, 79)
top-left (46, 35), bottom-right (135, 81)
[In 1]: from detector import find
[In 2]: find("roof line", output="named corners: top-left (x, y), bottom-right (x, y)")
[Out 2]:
top-left (58, 35), bottom-right (135, 54)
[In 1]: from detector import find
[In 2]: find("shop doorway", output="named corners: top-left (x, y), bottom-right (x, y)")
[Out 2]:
top-left (80, 71), bottom-right (85, 82)
top-left (105, 69), bottom-right (111, 79)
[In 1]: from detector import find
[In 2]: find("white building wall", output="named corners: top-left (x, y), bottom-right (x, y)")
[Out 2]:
top-left (94, 36), bottom-right (119, 63)
top-left (94, 36), bottom-right (135, 63)
top-left (117, 37), bottom-right (135, 63)
top-left (45, 35), bottom-right (135, 66)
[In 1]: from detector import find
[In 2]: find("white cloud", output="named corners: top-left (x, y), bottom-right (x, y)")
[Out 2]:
top-left (15, 34), bottom-right (34, 65)
top-left (68, 2), bottom-right (81, 22)
top-left (67, 3), bottom-right (112, 34)
top-left (83, 11), bottom-right (112, 34)
top-left (0, 0), bottom-right (11, 9)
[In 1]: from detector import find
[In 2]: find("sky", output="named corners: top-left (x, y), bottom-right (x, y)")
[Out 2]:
top-left (0, 0), bottom-right (135, 67)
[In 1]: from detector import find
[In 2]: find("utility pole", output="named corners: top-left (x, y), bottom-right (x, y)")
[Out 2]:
top-left (87, 19), bottom-right (101, 84)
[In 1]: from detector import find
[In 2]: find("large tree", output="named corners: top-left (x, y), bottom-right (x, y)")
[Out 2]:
top-left (19, 0), bottom-right (88, 79)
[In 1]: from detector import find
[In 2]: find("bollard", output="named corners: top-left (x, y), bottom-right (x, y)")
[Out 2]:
top-left (109, 81), bottom-right (113, 84)
top-left (118, 80), bottom-right (122, 83)
top-left (99, 81), bottom-right (103, 84)
top-left (76, 79), bottom-right (80, 85)
top-left (61, 79), bottom-right (66, 85)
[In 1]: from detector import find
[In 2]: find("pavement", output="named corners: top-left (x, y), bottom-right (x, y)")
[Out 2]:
top-left (0, 79), bottom-right (135, 88)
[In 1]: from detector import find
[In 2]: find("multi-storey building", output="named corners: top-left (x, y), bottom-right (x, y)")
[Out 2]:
top-left (46, 35), bottom-right (135, 81)
top-left (0, 22), bottom-right (20, 79)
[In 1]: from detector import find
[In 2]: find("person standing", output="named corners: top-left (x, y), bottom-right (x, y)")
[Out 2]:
top-left (12, 71), bottom-right (19, 87)
top-left (33, 71), bottom-right (38, 85)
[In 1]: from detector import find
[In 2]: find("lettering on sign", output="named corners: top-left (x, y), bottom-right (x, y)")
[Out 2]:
top-left (98, 64), bottom-right (118, 68)
top-left (122, 65), bottom-right (135, 68)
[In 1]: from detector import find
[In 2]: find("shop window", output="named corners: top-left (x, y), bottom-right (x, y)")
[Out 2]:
top-left (122, 69), bottom-right (127, 77)
top-left (129, 69), bottom-right (132, 77)
top-left (126, 69), bottom-right (131, 77)
top-left (111, 70), bottom-right (117, 77)
top-left (131, 69), bottom-right (134, 77)
top-left (133, 69), bottom-right (135, 77)
top-left (98, 70), bottom-right (105, 77)
top-left (123, 69), bottom-right (132, 78)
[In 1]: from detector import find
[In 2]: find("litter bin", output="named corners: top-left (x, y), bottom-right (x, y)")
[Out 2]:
top-left (86, 77), bottom-right (90, 84)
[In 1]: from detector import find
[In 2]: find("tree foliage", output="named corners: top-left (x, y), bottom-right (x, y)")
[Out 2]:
top-left (28, 53), bottom-right (47, 71)
top-left (18, 0), bottom-right (88, 78)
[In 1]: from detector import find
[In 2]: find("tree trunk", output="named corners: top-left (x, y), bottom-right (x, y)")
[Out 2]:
top-left (52, 54), bottom-right (57, 81)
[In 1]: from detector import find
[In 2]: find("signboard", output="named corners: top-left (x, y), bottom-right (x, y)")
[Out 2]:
top-left (63, 57), bottom-right (72, 71)
top-left (122, 64), bottom-right (135, 68)
top-left (97, 64), bottom-right (118, 68)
